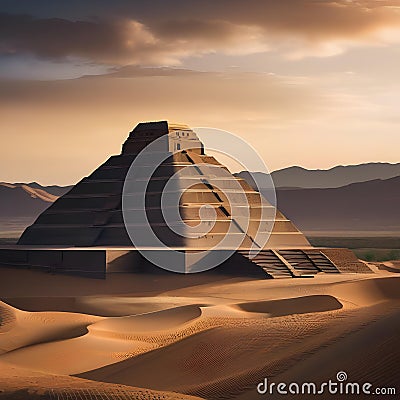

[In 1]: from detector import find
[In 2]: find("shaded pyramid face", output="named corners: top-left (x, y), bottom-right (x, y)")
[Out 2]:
top-left (18, 121), bottom-right (310, 251)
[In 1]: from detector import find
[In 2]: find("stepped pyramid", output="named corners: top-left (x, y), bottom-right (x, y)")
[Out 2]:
top-left (18, 121), bottom-right (308, 250)
top-left (0, 121), bottom-right (371, 277)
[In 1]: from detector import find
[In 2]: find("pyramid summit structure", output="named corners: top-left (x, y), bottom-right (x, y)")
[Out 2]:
top-left (1, 121), bottom-right (371, 277)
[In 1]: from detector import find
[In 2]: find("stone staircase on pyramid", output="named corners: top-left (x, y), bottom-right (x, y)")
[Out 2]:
top-left (238, 249), bottom-right (340, 278)
top-left (238, 250), bottom-right (293, 278)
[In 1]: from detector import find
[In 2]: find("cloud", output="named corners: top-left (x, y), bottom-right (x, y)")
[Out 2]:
top-left (0, 13), bottom-right (268, 65)
top-left (0, 13), bottom-right (158, 64)
top-left (93, 65), bottom-right (205, 78)
top-left (0, 1), bottom-right (400, 66)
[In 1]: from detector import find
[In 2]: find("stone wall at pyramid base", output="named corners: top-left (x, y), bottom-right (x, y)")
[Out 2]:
top-left (0, 246), bottom-right (372, 279)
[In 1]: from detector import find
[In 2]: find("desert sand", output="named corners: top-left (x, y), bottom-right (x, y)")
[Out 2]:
top-left (0, 265), bottom-right (399, 399)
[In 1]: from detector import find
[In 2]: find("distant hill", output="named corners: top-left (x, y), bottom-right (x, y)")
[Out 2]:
top-left (0, 182), bottom-right (72, 199)
top-left (0, 183), bottom-right (72, 215)
top-left (17, 182), bottom-right (73, 197)
top-left (0, 183), bottom-right (72, 237)
top-left (275, 176), bottom-right (400, 233)
top-left (237, 162), bottom-right (400, 189)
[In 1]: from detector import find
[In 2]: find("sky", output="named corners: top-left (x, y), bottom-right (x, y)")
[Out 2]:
top-left (0, 0), bottom-right (399, 185)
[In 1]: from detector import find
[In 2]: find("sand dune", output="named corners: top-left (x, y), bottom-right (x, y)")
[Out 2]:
top-left (0, 328), bottom-right (154, 375)
top-left (0, 271), bottom-right (399, 399)
top-left (4, 295), bottom-right (212, 317)
top-left (0, 304), bottom-right (203, 375)
top-left (75, 296), bottom-right (209, 317)
top-left (91, 305), bottom-right (203, 335)
top-left (0, 301), bottom-right (100, 353)
top-left (78, 303), bottom-right (397, 399)
top-left (235, 295), bottom-right (343, 317)
top-left (0, 361), bottom-right (201, 399)
top-left (78, 303), bottom-right (399, 400)
top-left (328, 276), bottom-right (400, 306)
top-left (0, 301), bottom-right (16, 333)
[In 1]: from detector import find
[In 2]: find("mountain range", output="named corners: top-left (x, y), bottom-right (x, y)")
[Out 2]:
top-left (237, 162), bottom-right (400, 189)
top-left (276, 176), bottom-right (400, 233)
